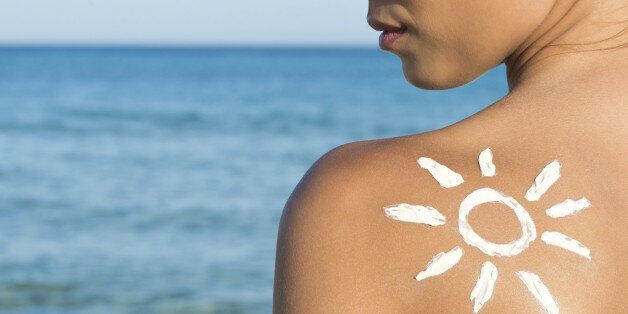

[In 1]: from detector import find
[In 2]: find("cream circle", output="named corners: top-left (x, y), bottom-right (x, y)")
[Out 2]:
top-left (458, 188), bottom-right (537, 257)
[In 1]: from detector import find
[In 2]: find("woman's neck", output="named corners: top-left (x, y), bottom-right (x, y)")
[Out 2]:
top-left (451, 0), bottom-right (626, 145)
top-left (505, 0), bottom-right (627, 92)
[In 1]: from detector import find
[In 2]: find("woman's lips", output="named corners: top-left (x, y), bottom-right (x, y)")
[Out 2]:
top-left (379, 28), bottom-right (406, 50)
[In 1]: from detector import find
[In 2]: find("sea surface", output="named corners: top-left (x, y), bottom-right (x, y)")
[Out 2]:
top-left (0, 47), bottom-right (508, 313)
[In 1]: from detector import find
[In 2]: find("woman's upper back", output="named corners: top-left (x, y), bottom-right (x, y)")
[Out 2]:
top-left (273, 78), bottom-right (627, 313)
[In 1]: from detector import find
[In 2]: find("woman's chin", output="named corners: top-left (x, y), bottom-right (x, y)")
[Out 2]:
top-left (401, 59), bottom-right (475, 90)
top-left (401, 64), bottom-right (456, 90)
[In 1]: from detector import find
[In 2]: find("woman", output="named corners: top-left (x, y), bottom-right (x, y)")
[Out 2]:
top-left (274, 0), bottom-right (627, 313)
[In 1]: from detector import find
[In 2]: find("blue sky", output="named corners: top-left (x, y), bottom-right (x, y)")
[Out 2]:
top-left (0, 0), bottom-right (376, 45)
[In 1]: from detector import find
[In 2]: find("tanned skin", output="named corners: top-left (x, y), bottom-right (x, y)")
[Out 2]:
top-left (274, 0), bottom-right (628, 313)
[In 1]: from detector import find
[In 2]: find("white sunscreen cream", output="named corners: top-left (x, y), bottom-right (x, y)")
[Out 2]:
top-left (415, 246), bottom-right (463, 281)
top-left (459, 188), bottom-right (537, 257)
top-left (470, 261), bottom-right (498, 313)
top-left (541, 231), bottom-right (591, 260)
top-left (545, 198), bottom-right (591, 218)
top-left (478, 148), bottom-right (496, 177)
top-left (516, 271), bottom-right (559, 314)
top-left (384, 204), bottom-right (446, 226)
top-left (525, 161), bottom-right (561, 201)
top-left (417, 157), bottom-right (464, 188)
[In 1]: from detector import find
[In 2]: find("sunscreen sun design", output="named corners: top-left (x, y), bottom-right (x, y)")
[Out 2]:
top-left (384, 149), bottom-right (592, 313)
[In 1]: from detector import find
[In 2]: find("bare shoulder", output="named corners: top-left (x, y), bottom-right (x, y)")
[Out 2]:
top-left (273, 137), bottom-right (425, 313)
top-left (273, 134), bottom-right (480, 313)
top-left (273, 130), bottom-right (627, 313)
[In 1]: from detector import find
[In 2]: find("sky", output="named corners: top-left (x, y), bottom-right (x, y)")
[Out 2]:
top-left (0, 0), bottom-right (376, 46)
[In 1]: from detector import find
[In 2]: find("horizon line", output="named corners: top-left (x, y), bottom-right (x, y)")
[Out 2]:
top-left (0, 42), bottom-right (380, 50)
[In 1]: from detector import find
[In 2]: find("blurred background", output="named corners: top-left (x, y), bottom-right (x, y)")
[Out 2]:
top-left (0, 1), bottom-right (508, 313)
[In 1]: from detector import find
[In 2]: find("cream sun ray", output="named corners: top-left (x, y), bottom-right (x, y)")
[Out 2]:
top-left (384, 204), bottom-right (446, 226)
top-left (516, 271), bottom-right (559, 314)
top-left (470, 261), bottom-right (498, 313)
top-left (541, 231), bottom-right (591, 260)
top-left (417, 157), bottom-right (464, 188)
top-left (478, 148), bottom-right (496, 177)
top-left (415, 246), bottom-right (463, 281)
top-left (525, 160), bottom-right (561, 201)
top-left (545, 198), bottom-right (591, 218)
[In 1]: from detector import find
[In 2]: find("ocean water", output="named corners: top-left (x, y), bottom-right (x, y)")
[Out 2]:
top-left (0, 47), bottom-right (508, 313)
